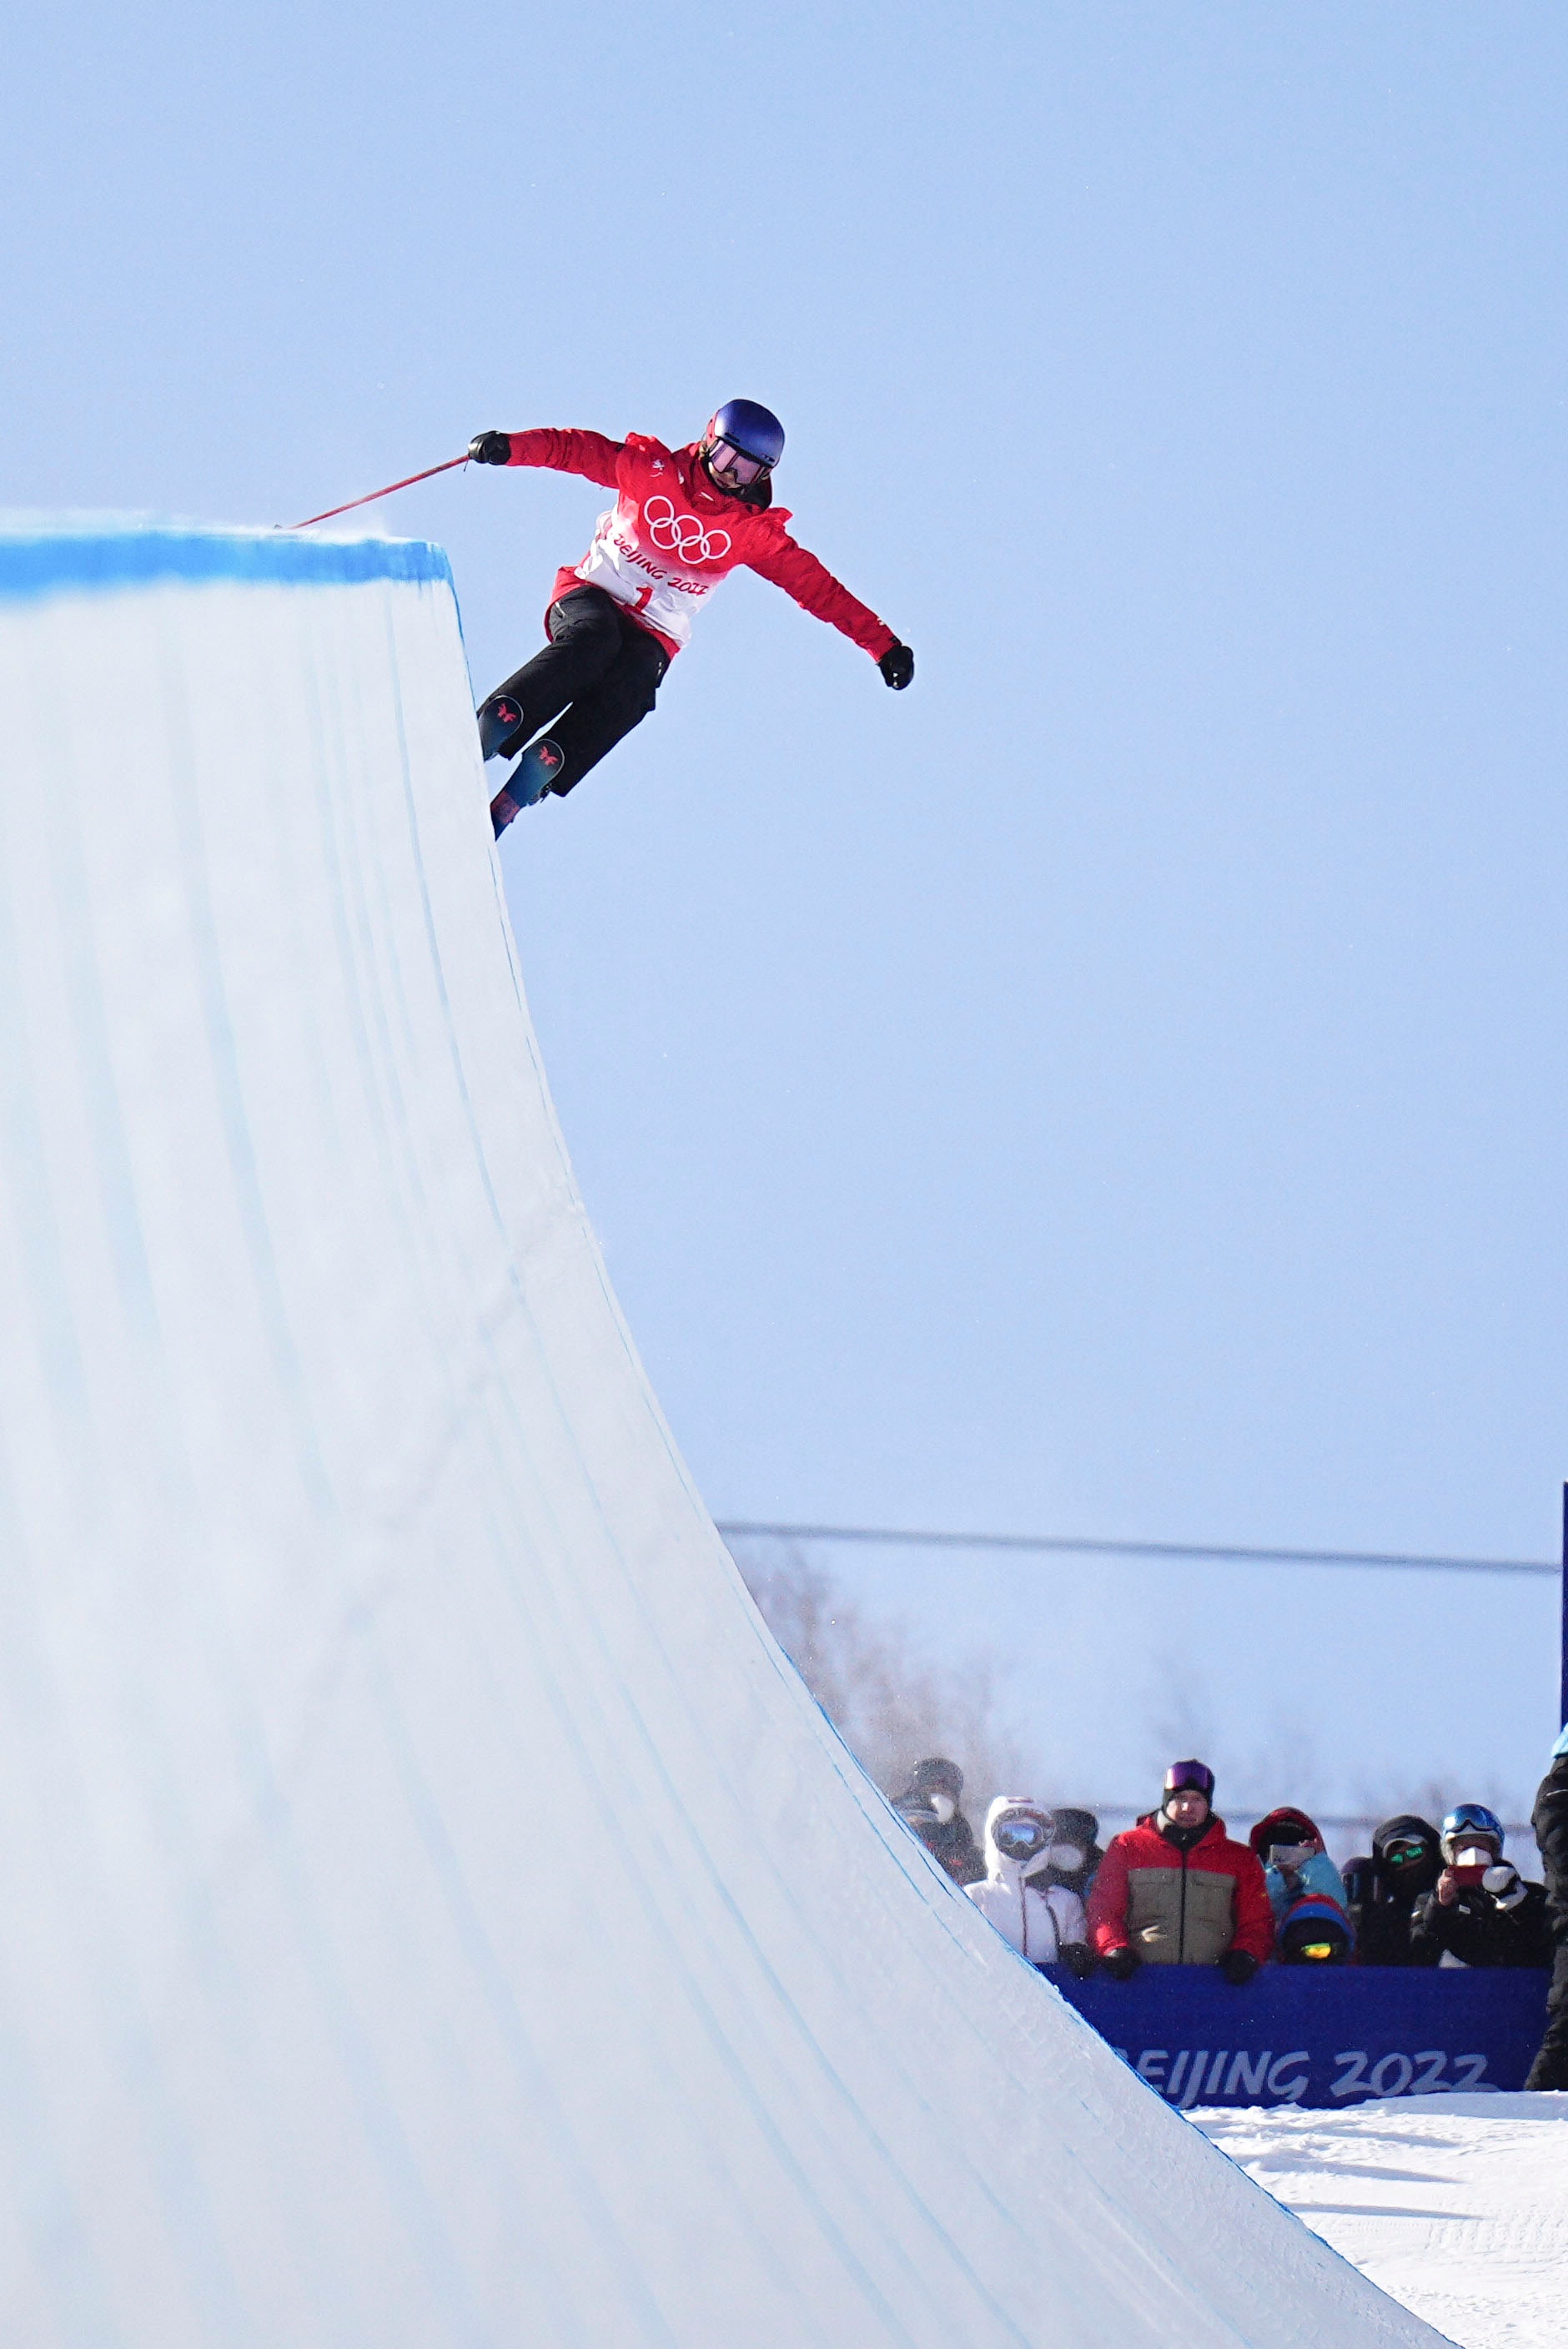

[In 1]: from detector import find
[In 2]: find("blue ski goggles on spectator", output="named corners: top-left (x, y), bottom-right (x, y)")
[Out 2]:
top-left (993, 1813), bottom-right (1050, 1859)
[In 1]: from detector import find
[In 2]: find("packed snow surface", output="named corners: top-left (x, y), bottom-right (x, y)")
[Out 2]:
top-left (1197, 2093), bottom-right (1568, 2349)
top-left (0, 523), bottom-right (1452, 2346)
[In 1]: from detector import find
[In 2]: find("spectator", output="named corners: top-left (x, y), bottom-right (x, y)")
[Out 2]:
top-left (1276, 1892), bottom-right (1354, 1965)
top-left (1041, 1807), bottom-right (1103, 1904)
top-left (1409, 1803), bottom-right (1550, 1969)
top-left (1525, 1726), bottom-right (1568, 2090)
top-left (1342, 1816), bottom-right (1444, 1965)
top-left (1249, 1807), bottom-right (1354, 1963)
top-left (892, 1757), bottom-right (984, 1887)
top-left (966, 1798), bottom-right (1094, 1974)
top-left (1087, 1761), bottom-right (1274, 1983)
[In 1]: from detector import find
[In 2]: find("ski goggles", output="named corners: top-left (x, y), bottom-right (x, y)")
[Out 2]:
top-left (993, 1814), bottom-right (1050, 1859)
top-left (1382, 1838), bottom-right (1431, 1867)
top-left (1163, 1762), bottom-right (1214, 1798)
top-left (706, 435), bottom-right (773, 486)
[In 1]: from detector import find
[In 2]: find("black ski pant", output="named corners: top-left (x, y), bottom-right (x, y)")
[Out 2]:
top-left (1525, 1944), bottom-right (1568, 2089)
top-left (483, 586), bottom-right (669, 795)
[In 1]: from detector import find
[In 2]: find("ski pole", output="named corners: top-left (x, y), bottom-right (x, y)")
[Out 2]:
top-left (289, 453), bottom-right (470, 531)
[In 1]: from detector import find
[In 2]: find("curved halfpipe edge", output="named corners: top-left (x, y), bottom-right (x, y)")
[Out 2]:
top-left (0, 524), bottom-right (1448, 2348)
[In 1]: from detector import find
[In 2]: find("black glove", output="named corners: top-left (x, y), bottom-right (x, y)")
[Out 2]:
top-left (1100, 1945), bottom-right (1141, 1982)
top-left (1060, 1942), bottom-right (1097, 1980)
top-left (469, 431), bottom-right (512, 465)
top-left (878, 641), bottom-right (914, 690)
top-left (1219, 1949), bottom-right (1260, 1986)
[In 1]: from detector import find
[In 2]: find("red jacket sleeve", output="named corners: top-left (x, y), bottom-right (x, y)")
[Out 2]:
top-left (505, 428), bottom-right (624, 489)
top-left (1230, 1849), bottom-right (1278, 1964)
top-left (1087, 1838), bottom-right (1133, 1955)
top-left (747, 527), bottom-right (897, 661)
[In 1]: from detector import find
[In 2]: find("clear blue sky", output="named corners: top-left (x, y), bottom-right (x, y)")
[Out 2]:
top-left (7, 3), bottom-right (1565, 1828)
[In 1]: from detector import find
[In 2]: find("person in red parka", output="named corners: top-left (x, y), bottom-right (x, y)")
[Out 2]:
top-left (466, 399), bottom-right (913, 834)
top-left (1087, 1760), bottom-right (1275, 1984)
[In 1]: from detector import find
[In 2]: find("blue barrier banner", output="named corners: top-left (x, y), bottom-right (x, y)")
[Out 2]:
top-left (1043, 1964), bottom-right (1550, 2108)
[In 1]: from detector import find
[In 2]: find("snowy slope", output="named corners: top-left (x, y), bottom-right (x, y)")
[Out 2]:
top-left (1197, 2093), bottom-right (1568, 2349)
top-left (0, 521), bottom-right (1450, 2347)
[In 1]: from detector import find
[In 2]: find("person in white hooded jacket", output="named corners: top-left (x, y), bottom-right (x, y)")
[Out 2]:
top-left (965, 1798), bottom-right (1095, 1976)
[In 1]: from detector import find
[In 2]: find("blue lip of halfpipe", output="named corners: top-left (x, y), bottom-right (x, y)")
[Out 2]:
top-left (0, 521), bottom-right (453, 602)
top-left (0, 522), bottom-right (1449, 2349)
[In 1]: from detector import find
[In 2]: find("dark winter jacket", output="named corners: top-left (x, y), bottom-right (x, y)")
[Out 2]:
top-left (913, 1810), bottom-right (984, 1887)
top-left (1528, 1745), bottom-right (1568, 2080)
top-left (892, 1761), bottom-right (984, 1887)
top-left (1409, 1876), bottom-right (1550, 1969)
top-left (1534, 1753), bottom-right (1568, 1969)
top-left (1344, 1815), bottom-right (1442, 1966)
top-left (1087, 1812), bottom-right (1274, 1967)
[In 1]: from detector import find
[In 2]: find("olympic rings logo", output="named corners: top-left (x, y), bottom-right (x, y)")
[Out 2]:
top-left (643, 496), bottom-right (731, 566)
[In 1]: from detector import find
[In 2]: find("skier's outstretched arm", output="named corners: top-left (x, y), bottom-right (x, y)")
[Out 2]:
top-left (748, 533), bottom-right (913, 688)
top-left (469, 429), bottom-right (624, 488)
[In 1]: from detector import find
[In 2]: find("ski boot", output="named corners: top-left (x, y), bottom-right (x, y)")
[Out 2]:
top-left (491, 738), bottom-right (565, 837)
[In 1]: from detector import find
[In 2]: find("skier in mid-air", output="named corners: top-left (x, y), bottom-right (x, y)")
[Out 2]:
top-left (467, 400), bottom-right (913, 835)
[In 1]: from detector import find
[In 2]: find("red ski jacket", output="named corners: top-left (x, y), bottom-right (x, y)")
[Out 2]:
top-left (1087, 1813), bottom-right (1275, 1967)
top-left (502, 428), bottom-right (897, 665)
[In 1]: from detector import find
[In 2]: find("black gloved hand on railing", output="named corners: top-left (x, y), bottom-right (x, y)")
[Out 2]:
top-left (1060, 1942), bottom-right (1097, 1980)
top-left (1219, 1949), bottom-right (1260, 1986)
top-left (1100, 1945), bottom-right (1141, 1981)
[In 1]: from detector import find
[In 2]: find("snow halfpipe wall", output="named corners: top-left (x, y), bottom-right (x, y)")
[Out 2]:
top-left (0, 524), bottom-right (1447, 2348)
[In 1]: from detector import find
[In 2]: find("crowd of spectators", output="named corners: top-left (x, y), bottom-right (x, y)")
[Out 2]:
top-left (892, 1753), bottom-right (1555, 1981)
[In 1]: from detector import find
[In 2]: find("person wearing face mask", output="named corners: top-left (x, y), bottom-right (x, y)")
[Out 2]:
top-left (1087, 1762), bottom-right (1274, 1982)
top-left (1407, 1805), bottom-right (1549, 1969)
top-left (1040, 1808), bottom-right (1104, 1904)
top-left (891, 1757), bottom-right (984, 1887)
top-left (467, 400), bottom-right (913, 831)
top-left (1341, 1816), bottom-right (1445, 1965)
top-left (1248, 1807), bottom-right (1353, 1960)
top-left (965, 1798), bottom-right (1095, 1975)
